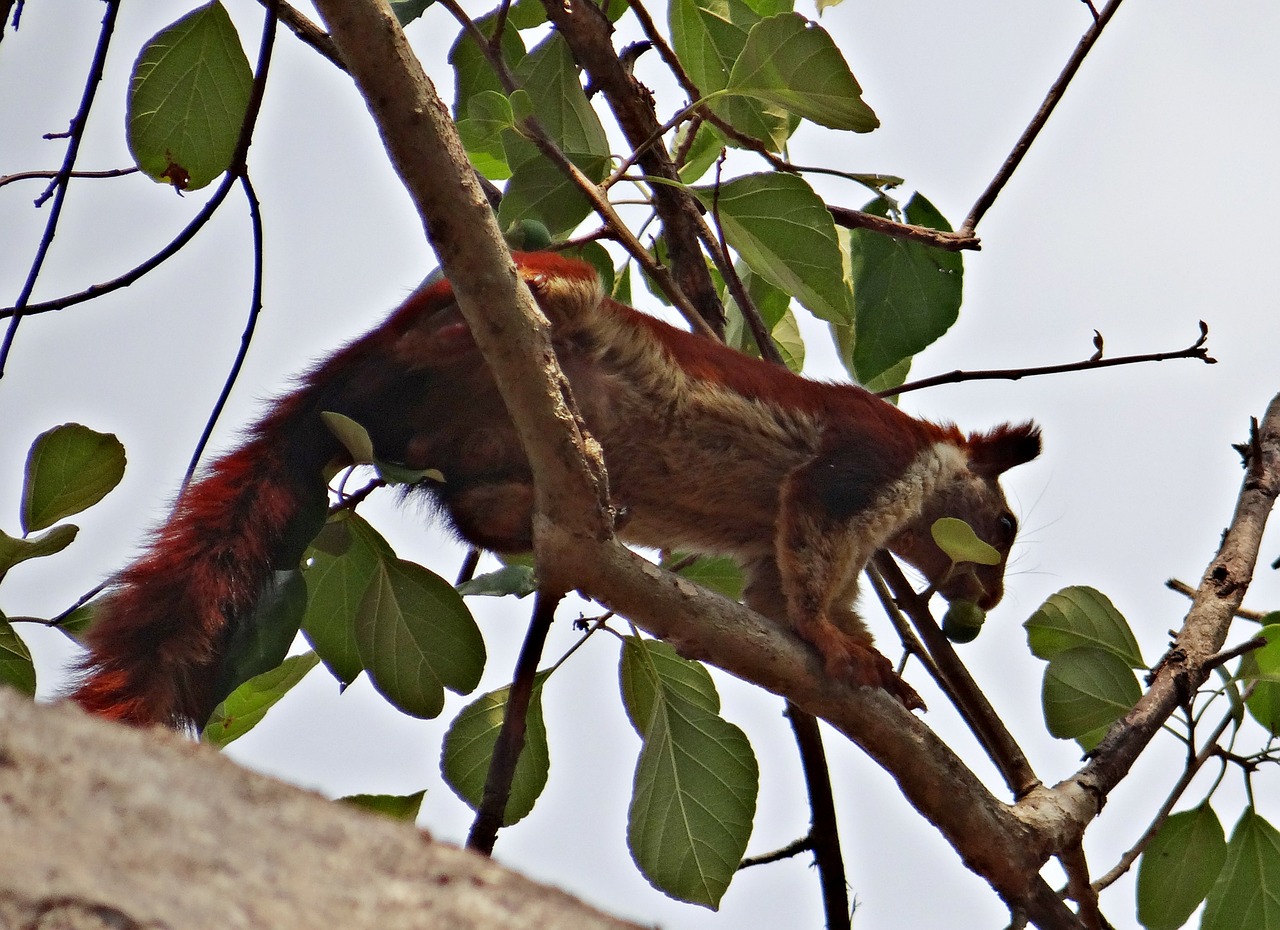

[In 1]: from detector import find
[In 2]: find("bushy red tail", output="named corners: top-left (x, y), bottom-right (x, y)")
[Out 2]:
top-left (70, 272), bottom-right (485, 729)
top-left (71, 424), bottom-right (331, 728)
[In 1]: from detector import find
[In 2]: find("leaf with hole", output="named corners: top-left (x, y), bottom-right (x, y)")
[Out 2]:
top-left (127, 2), bottom-right (252, 190)
top-left (845, 194), bottom-right (962, 383)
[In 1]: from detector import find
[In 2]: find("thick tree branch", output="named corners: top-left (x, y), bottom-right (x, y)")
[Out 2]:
top-left (1016, 393), bottom-right (1280, 846)
top-left (0, 691), bottom-right (644, 930)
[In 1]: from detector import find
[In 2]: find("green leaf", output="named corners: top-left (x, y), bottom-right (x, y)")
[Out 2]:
top-left (622, 637), bottom-right (757, 908)
top-left (356, 555), bottom-right (485, 719)
top-left (727, 14), bottom-right (877, 132)
top-left (440, 675), bottom-right (551, 826)
top-left (846, 194), bottom-right (963, 383)
top-left (202, 652), bottom-right (320, 747)
top-left (931, 517), bottom-right (1000, 566)
top-left (456, 564), bottom-right (538, 598)
top-left (126, 2), bottom-right (252, 190)
top-left (694, 173), bottom-right (851, 325)
top-left (662, 554), bottom-right (746, 602)
top-left (0, 614), bottom-right (37, 696)
top-left (620, 637), bottom-right (721, 736)
top-left (457, 91), bottom-right (517, 180)
top-left (22, 424), bottom-right (125, 533)
top-left (514, 33), bottom-right (610, 157)
top-left (55, 602), bottom-right (97, 641)
top-left (0, 524), bottom-right (78, 580)
top-left (722, 266), bottom-right (804, 371)
top-left (1240, 624), bottom-right (1280, 735)
top-left (321, 411), bottom-right (375, 464)
top-left (1024, 585), bottom-right (1144, 668)
top-left (389, 0), bottom-right (433, 26)
top-left (1202, 808), bottom-right (1280, 930)
top-left (1137, 805), bottom-right (1228, 930)
top-left (340, 790), bottom-right (427, 821)
top-left (211, 569), bottom-right (308, 709)
top-left (1041, 646), bottom-right (1141, 741)
top-left (498, 149), bottom-right (609, 238)
top-left (301, 515), bottom-right (390, 687)
top-left (676, 121), bottom-right (726, 184)
top-left (669, 0), bottom-right (789, 149)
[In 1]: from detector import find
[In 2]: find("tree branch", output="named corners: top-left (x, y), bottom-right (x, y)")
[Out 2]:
top-left (962, 0), bottom-right (1127, 234)
top-left (879, 322), bottom-right (1214, 399)
top-left (1017, 393), bottom-right (1280, 848)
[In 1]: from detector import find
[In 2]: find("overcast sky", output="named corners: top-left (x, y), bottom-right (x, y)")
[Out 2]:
top-left (3, 2), bottom-right (1278, 928)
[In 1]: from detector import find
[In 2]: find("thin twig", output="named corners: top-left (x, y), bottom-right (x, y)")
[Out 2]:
top-left (0, 166), bottom-right (137, 190)
top-left (1166, 578), bottom-right (1270, 621)
top-left (0, 0), bottom-right (120, 380)
top-left (740, 835), bottom-right (813, 869)
top-left (962, 0), bottom-right (1126, 234)
top-left (179, 5), bottom-right (279, 485)
top-left (256, 0), bottom-right (343, 69)
top-left (879, 322), bottom-right (1214, 399)
top-left (828, 204), bottom-right (980, 252)
top-left (873, 554), bottom-right (1041, 799)
top-left (786, 704), bottom-right (852, 930)
top-left (182, 171), bottom-right (266, 488)
top-left (467, 589), bottom-right (561, 855)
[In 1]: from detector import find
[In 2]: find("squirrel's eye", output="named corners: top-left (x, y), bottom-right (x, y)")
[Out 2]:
top-left (998, 513), bottom-right (1017, 539)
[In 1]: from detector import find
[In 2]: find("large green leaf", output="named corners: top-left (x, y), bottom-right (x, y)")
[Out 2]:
top-left (1041, 646), bottom-right (1141, 742)
top-left (845, 194), bottom-right (963, 383)
top-left (356, 554), bottom-right (485, 720)
top-left (203, 652), bottom-right (320, 748)
top-left (1024, 585), bottom-right (1144, 668)
top-left (1137, 805), bottom-right (1227, 930)
top-left (301, 514), bottom-right (398, 687)
top-left (1240, 624), bottom-right (1280, 735)
top-left (727, 14), bottom-right (877, 133)
top-left (694, 172), bottom-right (851, 325)
top-left (621, 637), bottom-right (757, 908)
top-left (22, 424), bottom-right (125, 533)
top-left (126, 2), bottom-right (252, 190)
top-left (1202, 809), bottom-right (1280, 930)
top-left (621, 637), bottom-right (721, 735)
top-left (0, 614), bottom-right (36, 696)
top-left (669, 0), bottom-right (790, 149)
top-left (440, 674), bottom-right (551, 826)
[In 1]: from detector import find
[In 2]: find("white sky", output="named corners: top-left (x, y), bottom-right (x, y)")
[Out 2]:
top-left (2, 2), bottom-right (1278, 928)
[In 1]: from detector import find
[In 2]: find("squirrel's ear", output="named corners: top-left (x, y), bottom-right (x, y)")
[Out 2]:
top-left (966, 422), bottom-right (1041, 477)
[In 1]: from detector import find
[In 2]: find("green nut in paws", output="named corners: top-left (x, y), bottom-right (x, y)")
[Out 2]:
top-left (942, 599), bottom-right (987, 644)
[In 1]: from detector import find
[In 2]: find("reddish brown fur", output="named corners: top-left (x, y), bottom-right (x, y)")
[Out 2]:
top-left (72, 253), bottom-right (1039, 727)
